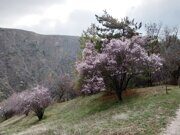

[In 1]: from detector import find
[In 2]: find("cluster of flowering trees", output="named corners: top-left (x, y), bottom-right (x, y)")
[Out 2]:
top-left (76, 36), bottom-right (163, 100)
top-left (0, 85), bottom-right (51, 120)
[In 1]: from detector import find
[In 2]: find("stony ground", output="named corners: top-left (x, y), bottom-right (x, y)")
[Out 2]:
top-left (163, 108), bottom-right (180, 135)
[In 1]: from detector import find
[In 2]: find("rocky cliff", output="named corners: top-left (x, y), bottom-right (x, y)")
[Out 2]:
top-left (0, 28), bottom-right (80, 99)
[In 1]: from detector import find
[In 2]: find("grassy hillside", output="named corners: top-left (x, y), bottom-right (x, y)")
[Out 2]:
top-left (0, 86), bottom-right (180, 135)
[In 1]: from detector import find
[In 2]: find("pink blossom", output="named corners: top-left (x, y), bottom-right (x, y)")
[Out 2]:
top-left (76, 36), bottom-right (163, 94)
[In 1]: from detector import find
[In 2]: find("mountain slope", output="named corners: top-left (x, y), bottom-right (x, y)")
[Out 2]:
top-left (0, 86), bottom-right (180, 135)
top-left (0, 28), bottom-right (80, 99)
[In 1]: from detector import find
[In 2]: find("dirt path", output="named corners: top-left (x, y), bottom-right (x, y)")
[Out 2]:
top-left (163, 108), bottom-right (180, 135)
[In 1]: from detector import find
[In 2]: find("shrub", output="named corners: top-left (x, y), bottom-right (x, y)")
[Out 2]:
top-left (50, 74), bottom-right (78, 102)
top-left (0, 85), bottom-right (52, 121)
top-left (24, 86), bottom-right (52, 120)
top-left (0, 93), bottom-right (22, 119)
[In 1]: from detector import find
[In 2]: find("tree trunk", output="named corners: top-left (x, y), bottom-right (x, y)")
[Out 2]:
top-left (35, 109), bottom-right (44, 120)
top-left (165, 85), bottom-right (168, 94)
top-left (122, 76), bottom-right (132, 91)
top-left (112, 76), bottom-right (123, 101)
top-left (148, 72), bottom-right (153, 86)
top-left (25, 112), bottom-right (29, 116)
top-left (114, 79), bottom-right (123, 101)
top-left (115, 88), bottom-right (123, 101)
top-left (112, 74), bottom-right (130, 101)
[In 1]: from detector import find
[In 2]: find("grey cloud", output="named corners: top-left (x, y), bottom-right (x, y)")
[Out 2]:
top-left (0, 0), bottom-right (95, 35)
top-left (2, 0), bottom-right (179, 36)
top-left (0, 0), bottom-right (65, 24)
top-left (128, 0), bottom-right (180, 26)
top-left (17, 10), bottom-right (96, 36)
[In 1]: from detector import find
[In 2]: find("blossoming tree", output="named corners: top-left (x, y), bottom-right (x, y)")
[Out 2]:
top-left (76, 36), bottom-right (163, 100)
top-left (24, 85), bottom-right (52, 120)
top-left (0, 85), bottom-right (52, 120)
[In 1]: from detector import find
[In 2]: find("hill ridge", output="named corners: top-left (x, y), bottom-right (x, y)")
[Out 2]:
top-left (0, 28), bottom-right (80, 100)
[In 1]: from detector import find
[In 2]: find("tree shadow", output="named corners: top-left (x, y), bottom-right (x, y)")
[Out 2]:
top-left (84, 93), bottom-right (121, 116)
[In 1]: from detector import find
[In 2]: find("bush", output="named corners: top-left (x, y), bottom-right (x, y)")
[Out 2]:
top-left (50, 74), bottom-right (78, 102)
top-left (0, 85), bottom-right (52, 121)
top-left (27, 86), bottom-right (52, 120)
top-left (0, 93), bottom-right (22, 120)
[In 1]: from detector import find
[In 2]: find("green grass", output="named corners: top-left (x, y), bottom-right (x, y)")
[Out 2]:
top-left (0, 86), bottom-right (180, 135)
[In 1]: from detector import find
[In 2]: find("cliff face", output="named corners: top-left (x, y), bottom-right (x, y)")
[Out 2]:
top-left (0, 28), bottom-right (80, 99)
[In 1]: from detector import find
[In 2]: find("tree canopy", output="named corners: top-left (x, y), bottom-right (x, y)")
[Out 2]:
top-left (76, 36), bottom-right (163, 100)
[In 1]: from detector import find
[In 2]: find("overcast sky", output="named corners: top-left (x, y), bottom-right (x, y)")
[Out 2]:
top-left (0, 0), bottom-right (179, 36)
